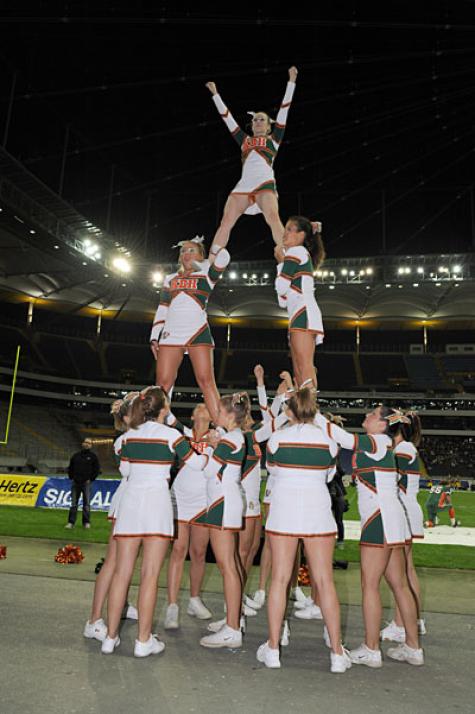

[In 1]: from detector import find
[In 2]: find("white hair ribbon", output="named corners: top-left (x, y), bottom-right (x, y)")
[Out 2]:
top-left (171, 235), bottom-right (205, 249)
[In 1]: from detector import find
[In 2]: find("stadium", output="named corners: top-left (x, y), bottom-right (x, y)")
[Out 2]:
top-left (1, 5), bottom-right (474, 714)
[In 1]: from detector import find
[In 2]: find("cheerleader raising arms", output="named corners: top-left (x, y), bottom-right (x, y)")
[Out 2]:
top-left (205, 67), bottom-right (298, 259)
top-left (150, 236), bottom-right (230, 423)
top-left (275, 216), bottom-right (325, 389)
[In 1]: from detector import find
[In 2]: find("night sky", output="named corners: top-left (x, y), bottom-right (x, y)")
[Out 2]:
top-left (1, 2), bottom-right (475, 264)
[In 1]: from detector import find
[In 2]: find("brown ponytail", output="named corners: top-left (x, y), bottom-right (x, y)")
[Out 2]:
top-left (287, 387), bottom-right (317, 423)
top-left (129, 386), bottom-right (168, 429)
top-left (220, 392), bottom-right (249, 429)
top-left (287, 215), bottom-right (326, 270)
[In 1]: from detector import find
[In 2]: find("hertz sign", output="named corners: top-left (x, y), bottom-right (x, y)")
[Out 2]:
top-left (0, 474), bottom-right (120, 510)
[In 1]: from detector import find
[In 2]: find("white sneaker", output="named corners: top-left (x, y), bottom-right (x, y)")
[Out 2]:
top-left (387, 643), bottom-right (424, 666)
top-left (245, 589), bottom-right (265, 610)
top-left (418, 618), bottom-right (427, 635)
top-left (187, 596), bottom-right (212, 620)
top-left (200, 625), bottom-right (242, 649)
top-left (83, 618), bottom-right (107, 642)
top-left (293, 596), bottom-right (314, 611)
top-left (242, 602), bottom-right (258, 617)
top-left (323, 625), bottom-right (331, 649)
top-left (330, 648), bottom-right (352, 674)
top-left (64, 523), bottom-right (74, 529)
top-left (164, 603), bottom-right (179, 630)
top-left (207, 617), bottom-right (226, 633)
top-left (294, 603), bottom-right (323, 620)
top-left (256, 641), bottom-right (281, 668)
top-left (122, 604), bottom-right (138, 620)
top-left (280, 619), bottom-right (290, 647)
top-left (349, 643), bottom-right (382, 668)
top-left (291, 586), bottom-right (307, 603)
top-left (380, 620), bottom-right (405, 643)
top-left (134, 634), bottom-right (165, 658)
top-left (101, 635), bottom-right (120, 654)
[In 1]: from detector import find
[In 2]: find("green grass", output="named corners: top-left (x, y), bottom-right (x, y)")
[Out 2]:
top-left (333, 540), bottom-right (475, 570)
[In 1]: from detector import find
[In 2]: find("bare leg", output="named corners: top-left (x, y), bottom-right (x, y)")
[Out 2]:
top-left (290, 540), bottom-right (302, 588)
top-left (289, 331), bottom-right (317, 388)
top-left (155, 346), bottom-right (185, 391)
top-left (267, 535), bottom-right (299, 649)
top-left (89, 530), bottom-right (117, 622)
top-left (107, 538), bottom-right (141, 639)
top-left (384, 547), bottom-right (419, 650)
top-left (188, 346), bottom-right (220, 424)
top-left (189, 524), bottom-right (210, 597)
top-left (248, 517), bottom-right (263, 572)
top-left (258, 506), bottom-right (272, 590)
top-left (209, 530), bottom-right (242, 630)
top-left (255, 191), bottom-right (284, 247)
top-left (239, 517), bottom-right (259, 575)
top-left (304, 537), bottom-right (343, 654)
top-left (209, 193), bottom-right (251, 255)
top-left (137, 538), bottom-right (171, 642)
top-left (167, 522), bottom-right (191, 605)
top-left (394, 544), bottom-right (422, 625)
top-left (360, 545), bottom-right (392, 650)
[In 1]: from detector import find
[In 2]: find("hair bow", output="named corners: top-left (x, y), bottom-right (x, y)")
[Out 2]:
top-left (172, 235), bottom-right (205, 249)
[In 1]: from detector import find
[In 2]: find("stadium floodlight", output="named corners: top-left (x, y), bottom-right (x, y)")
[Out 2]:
top-left (263, 273), bottom-right (269, 279)
top-left (229, 271), bottom-right (237, 279)
top-left (417, 267), bottom-right (424, 274)
top-left (152, 271), bottom-right (163, 284)
top-left (397, 267), bottom-right (404, 275)
top-left (242, 273), bottom-right (248, 279)
top-left (359, 269), bottom-right (365, 276)
top-left (341, 268), bottom-right (348, 275)
top-left (349, 270), bottom-right (355, 276)
top-left (404, 267), bottom-right (411, 274)
top-left (323, 270), bottom-right (328, 277)
top-left (316, 270), bottom-right (323, 277)
top-left (251, 273), bottom-right (257, 279)
top-left (29, 229), bottom-right (36, 235)
top-left (436, 282), bottom-right (442, 286)
top-left (453, 265), bottom-right (461, 273)
top-left (329, 285), bottom-right (335, 290)
top-left (366, 267), bottom-right (373, 275)
top-left (54, 245), bottom-right (60, 249)
top-left (113, 257), bottom-right (131, 273)
top-left (438, 266), bottom-right (447, 273)
top-left (413, 283), bottom-right (419, 287)
top-left (385, 283), bottom-right (391, 288)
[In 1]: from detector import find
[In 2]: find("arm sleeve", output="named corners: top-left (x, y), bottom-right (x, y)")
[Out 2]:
top-left (253, 412), bottom-right (289, 443)
top-left (172, 433), bottom-right (208, 471)
top-left (208, 248), bottom-right (231, 285)
top-left (266, 433), bottom-right (279, 475)
top-left (275, 247), bottom-right (303, 298)
top-left (257, 384), bottom-right (270, 422)
top-left (150, 275), bottom-right (171, 342)
top-left (204, 439), bottom-right (239, 481)
top-left (314, 413), bottom-right (357, 451)
top-left (272, 81), bottom-right (296, 146)
top-left (212, 93), bottom-right (247, 146)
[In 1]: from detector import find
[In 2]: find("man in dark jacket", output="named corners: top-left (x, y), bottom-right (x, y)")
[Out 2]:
top-left (65, 438), bottom-right (100, 528)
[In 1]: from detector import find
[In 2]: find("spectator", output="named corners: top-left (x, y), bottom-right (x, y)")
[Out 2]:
top-left (65, 438), bottom-right (100, 529)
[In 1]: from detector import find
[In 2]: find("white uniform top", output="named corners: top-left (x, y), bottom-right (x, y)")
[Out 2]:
top-left (394, 440), bottom-right (424, 539)
top-left (203, 428), bottom-right (246, 529)
top-left (265, 422), bottom-right (338, 537)
top-left (172, 424), bottom-right (210, 522)
top-left (108, 433), bottom-right (126, 520)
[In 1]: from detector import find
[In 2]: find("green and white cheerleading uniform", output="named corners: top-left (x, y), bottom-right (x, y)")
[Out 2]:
top-left (194, 429), bottom-right (246, 531)
top-left (316, 414), bottom-right (410, 547)
top-left (395, 440), bottom-right (424, 539)
top-left (211, 81), bottom-right (296, 215)
top-left (150, 249), bottom-right (230, 349)
top-left (256, 384), bottom-right (288, 506)
top-left (265, 423), bottom-right (338, 537)
top-left (113, 421), bottom-right (207, 538)
top-left (107, 432), bottom-right (127, 522)
top-left (172, 425), bottom-right (211, 524)
top-left (275, 245), bottom-right (324, 345)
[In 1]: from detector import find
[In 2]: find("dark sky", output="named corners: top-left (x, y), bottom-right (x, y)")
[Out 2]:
top-left (1, 1), bottom-right (475, 263)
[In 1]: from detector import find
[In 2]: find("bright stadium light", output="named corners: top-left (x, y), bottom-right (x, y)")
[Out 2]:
top-left (398, 267), bottom-right (404, 275)
top-left (341, 268), bottom-right (348, 275)
top-left (263, 273), bottom-right (269, 279)
top-left (366, 267), bottom-right (373, 275)
top-left (453, 265), bottom-right (461, 273)
top-left (359, 269), bottom-right (365, 276)
top-left (229, 271), bottom-right (237, 279)
top-left (405, 267), bottom-right (411, 274)
top-left (113, 257), bottom-right (131, 273)
top-left (417, 266), bottom-right (424, 274)
top-left (152, 271), bottom-right (163, 284)
top-left (329, 285), bottom-right (335, 290)
top-left (349, 270), bottom-right (355, 276)
top-left (251, 273), bottom-right (257, 279)
top-left (242, 273), bottom-right (248, 279)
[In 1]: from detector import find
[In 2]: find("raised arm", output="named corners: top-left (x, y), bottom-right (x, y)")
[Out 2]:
top-left (275, 246), bottom-right (304, 300)
top-left (271, 66), bottom-right (298, 146)
top-left (207, 247), bottom-right (231, 285)
top-left (150, 274), bottom-right (171, 355)
top-left (206, 81), bottom-right (246, 147)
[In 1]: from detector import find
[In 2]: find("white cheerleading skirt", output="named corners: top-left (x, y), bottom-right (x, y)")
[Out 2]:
top-left (265, 477), bottom-right (337, 537)
top-left (206, 475), bottom-right (246, 530)
top-left (399, 491), bottom-right (424, 539)
top-left (171, 466), bottom-right (208, 523)
top-left (263, 473), bottom-right (275, 506)
top-left (108, 478), bottom-right (127, 521)
top-left (113, 479), bottom-right (174, 538)
top-left (231, 153), bottom-right (276, 215)
top-left (242, 463), bottom-right (262, 518)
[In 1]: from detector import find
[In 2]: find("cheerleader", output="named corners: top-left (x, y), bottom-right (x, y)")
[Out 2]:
top-left (275, 216), bottom-right (325, 388)
top-left (150, 236), bottom-right (229, 423)
top-left (205, 66), bottom-right (298, 258)
top-left (83, 393), bottom-right (139, 642)
top-left (194, 394), bottom-right (248, 649)
top-left (101, 387), bottom-right (208, 658)
top-left (381, 411), bottom-right (426, 642)
top-left (315, 407), bottom-right (424, 667)
top-left (164, 403), bottom-right (213, 629)
top-left (257, 388), bottom-right (350, 673)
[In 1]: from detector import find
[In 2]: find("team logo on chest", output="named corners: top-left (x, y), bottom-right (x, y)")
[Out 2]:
top-left (244, 136), bottom-right (268, 149)
top-left (171, 277), bottom-right (199, 291)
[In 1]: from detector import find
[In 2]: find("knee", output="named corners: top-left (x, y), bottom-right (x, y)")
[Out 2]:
top-left (272, 570), bottom-right (292, 588)
top-left (141, 563), bottom-right (160, 581)
top-left (189, 545), bottom-right (206, 563)
top-left (195, 372), bottom-right (215, 391)
top-left (172, 542), bottom-right (188, 561)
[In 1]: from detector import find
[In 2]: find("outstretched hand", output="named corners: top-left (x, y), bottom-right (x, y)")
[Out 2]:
top-left (254, 364), bottom-right (265, 385)
top-left (288, 66), bottom-right (298, 82)
top-left (206, 81), bottom-right (217, 95)
top-left (274, 245), bottom-right (285, 263)
top-left (279, 370), bottom-right (293, 390)
top-left (207, 429), bottom-right (221, 448)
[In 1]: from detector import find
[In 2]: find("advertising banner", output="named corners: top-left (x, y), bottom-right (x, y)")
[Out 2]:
top-left (0, 474), bottom-right (120, 511)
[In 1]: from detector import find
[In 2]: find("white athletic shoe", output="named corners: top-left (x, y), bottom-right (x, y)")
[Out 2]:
top-left (380, 620), bottom-right (405, 643)
top-left (256, 641), bottom-right (281, 668)
top-left (122, 604), bottom-right (138, 620)
top-left (245, 589), bottom-right (265, 610)
top-left (164, 603), bottom-right (179, 630)
top-left (134, 634), bottom-right (165, 658)
top-left (101, 635), bottom-right (120, 655)
top-left (290, 586), bottom-right (307, 603)
top-left (294, 603), bottom-right (323, 620)
top-left (280, 619), bottom-right (290, 647)
top-left (349, 643), bottom-right (383, 668)
top-left (330, 648), bottom-right (352, 674)
top-left (207, 617), bottom-right (227, 633)
top-left (187, 596), bottom-right (212, 620)
top-left (418, 618), bottom-right (427, 635)
top-left (293, 596), bottom-right (314, 611)
top-left (386, 643), bottom-right (424, 666)
top-left (83, 618), bottom-right (107, 642)
top-left (64, 523), bottom-right (74, 529)
top-left (242, 602), bottom-right (258, 617)
top-left (200, 625), bottom-right (242, 649)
